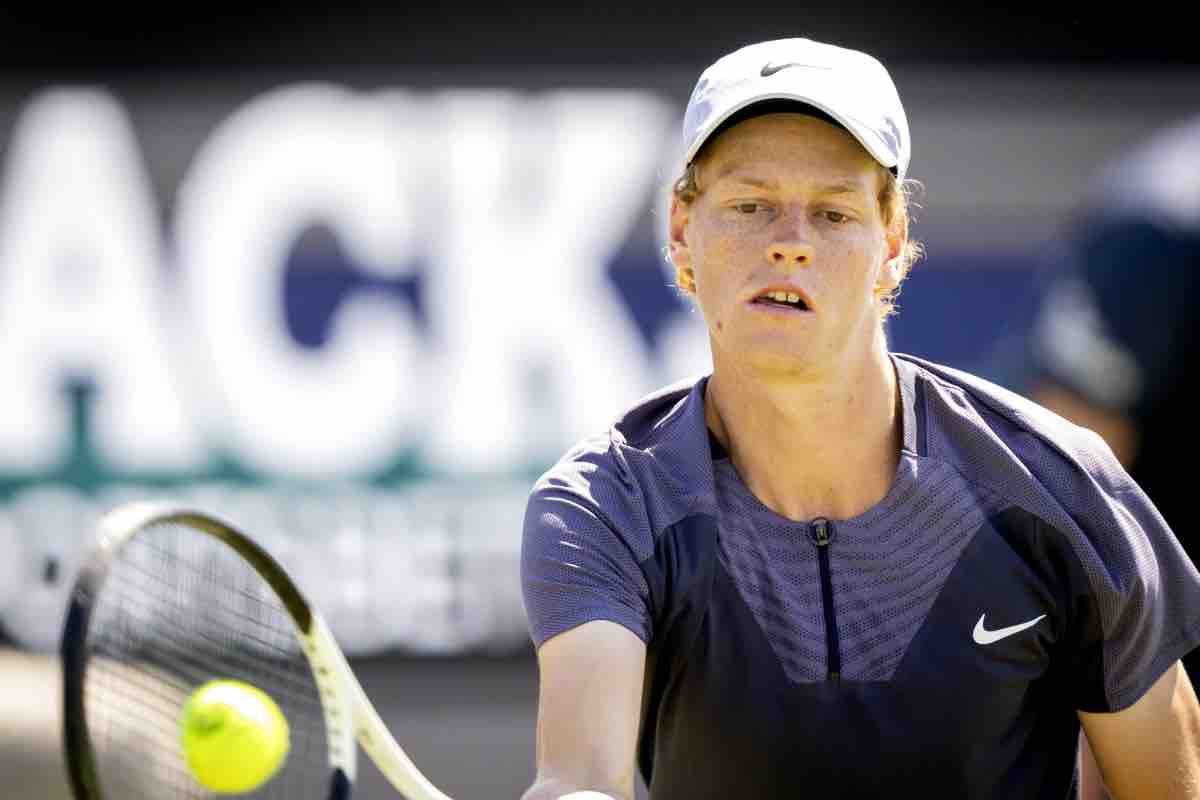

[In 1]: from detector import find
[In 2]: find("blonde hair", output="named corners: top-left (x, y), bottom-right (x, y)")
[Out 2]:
top-left (672, 162), bottom-right (925, 320)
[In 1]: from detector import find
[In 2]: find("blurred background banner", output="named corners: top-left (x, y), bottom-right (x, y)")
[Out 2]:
top-left (0, 79), bottom-right (693, 655)
top-left (0, 6), bottom-right (1197, 661)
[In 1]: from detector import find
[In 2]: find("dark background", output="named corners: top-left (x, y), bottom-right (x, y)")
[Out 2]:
top-left (0, 5), bottom-right (1197, 73)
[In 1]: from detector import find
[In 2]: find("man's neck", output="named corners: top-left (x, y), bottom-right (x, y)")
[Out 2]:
top-left (704, 341), bottom-right (903, 522)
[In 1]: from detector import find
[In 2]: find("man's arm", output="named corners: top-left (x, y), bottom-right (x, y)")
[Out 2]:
top-left (521, 620), bottom-right (647, 800)
top-left (1078, 661), bottom-right (1200, 799)
top-left (1031, 380), bottom-right (1137, 800)
top-left (1029, 380), bottom-right (1143, 800)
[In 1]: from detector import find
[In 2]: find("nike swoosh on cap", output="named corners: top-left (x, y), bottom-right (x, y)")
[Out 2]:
top-left (972, 613), bottom-right (1047, 645)
top-left (760, 61), bottom-right (834, 77)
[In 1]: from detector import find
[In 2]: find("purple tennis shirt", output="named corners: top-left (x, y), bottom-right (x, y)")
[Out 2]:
top-left (521, 353), bottom-right (1200, 798)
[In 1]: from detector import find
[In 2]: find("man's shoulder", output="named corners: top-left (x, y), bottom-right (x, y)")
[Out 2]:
top-left (529, 374), bottom-right (718, 536)
top-left (537, 373), bottom-right (705, 470)
top-left (900, 354), bottom-right (1169, 605)
top-left (897, 354), bottom-right (1127, 503)
top-left (609, 375), bottom-right (704, 448)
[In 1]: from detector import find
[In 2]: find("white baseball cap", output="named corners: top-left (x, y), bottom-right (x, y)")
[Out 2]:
top-left (682, 38), bottom-right (911, 180)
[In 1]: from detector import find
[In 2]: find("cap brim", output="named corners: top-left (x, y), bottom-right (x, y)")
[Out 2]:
top-left (685, 92), bottom-right (899, 176)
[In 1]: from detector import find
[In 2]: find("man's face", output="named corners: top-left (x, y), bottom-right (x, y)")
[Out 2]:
top-left (670, 112), bottom-right (903, 377)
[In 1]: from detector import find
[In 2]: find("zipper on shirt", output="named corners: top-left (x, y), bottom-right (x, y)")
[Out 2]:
top-left (809, 517), bottom-right (841, 681)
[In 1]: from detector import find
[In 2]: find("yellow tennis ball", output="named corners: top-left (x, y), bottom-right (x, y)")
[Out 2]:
top-left (179, 679), bottom-right (290, 794)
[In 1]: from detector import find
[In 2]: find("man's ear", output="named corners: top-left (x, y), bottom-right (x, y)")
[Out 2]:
top-left (875, 211), bottom-right (908, 295)
top-left (669, 195), bottom-right (696, 295)
top-left (876, 257), bottom-right (903, 295)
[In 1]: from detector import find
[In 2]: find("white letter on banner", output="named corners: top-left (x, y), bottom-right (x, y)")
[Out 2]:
top-left (175, 85), bottom-right (428, 478)
top-left (0, 89), bottom-right (207, 472)
top-left (424, 91), bottom-right (675, 473)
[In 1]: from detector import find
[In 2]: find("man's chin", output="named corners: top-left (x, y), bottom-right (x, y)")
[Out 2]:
top-left (710, 330), bottom-right (851, 379)
top-left (738, 347), bottom-right (823, 378)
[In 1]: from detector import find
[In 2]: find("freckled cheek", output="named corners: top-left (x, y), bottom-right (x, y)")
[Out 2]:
top-left (691, 237), bottom-right (743, 309)
top-left (827, 240), bottom-right (881, 291)
top-left (691, 224), bottom-right (770, 332)
top-left (692, 260), bottom-right (731, 337)
top-left (697, 229), bottom-right (757, 282)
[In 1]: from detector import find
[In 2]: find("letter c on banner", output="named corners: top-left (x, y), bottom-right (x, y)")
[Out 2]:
top-left (175, 85), bottom-right (429, 478)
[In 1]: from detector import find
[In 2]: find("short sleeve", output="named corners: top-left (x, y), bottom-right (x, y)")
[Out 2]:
top-left (521, 452), bottom-right (654, 648)
top-left (1061, 470), bottom-right (1200, 712)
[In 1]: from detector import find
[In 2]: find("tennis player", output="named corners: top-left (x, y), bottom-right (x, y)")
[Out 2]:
top-left (520, 38), bottom-right (1200, 799)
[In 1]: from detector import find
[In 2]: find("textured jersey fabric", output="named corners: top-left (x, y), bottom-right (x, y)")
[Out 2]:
top-left (521, 353), bottom-right (1200, 798)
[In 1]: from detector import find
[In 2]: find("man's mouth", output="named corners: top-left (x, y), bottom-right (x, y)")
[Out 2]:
top-left (751, 290), bottom-right (811, 312)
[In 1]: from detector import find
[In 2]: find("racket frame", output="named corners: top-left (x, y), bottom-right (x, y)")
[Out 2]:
top-left (61, 500), bottom-right (452, 800)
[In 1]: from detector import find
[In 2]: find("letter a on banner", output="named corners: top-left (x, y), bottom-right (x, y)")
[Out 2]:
top-left (0, 89), bottom-right (207, 473)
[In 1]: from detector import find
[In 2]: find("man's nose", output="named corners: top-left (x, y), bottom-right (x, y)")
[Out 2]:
top-left (765, 239), bottom-right (815, 268)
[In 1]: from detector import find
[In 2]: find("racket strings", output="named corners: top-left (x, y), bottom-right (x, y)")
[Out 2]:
top-left (82, 520), bottom-right (335, 798)
top-left (94, 583), bottom-right (317, 708)
top-left (105, 554), bottom-right (315, 692)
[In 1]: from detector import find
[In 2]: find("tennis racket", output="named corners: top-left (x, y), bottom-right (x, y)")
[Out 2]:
top-left (60, 500), bottom-right (455, 799)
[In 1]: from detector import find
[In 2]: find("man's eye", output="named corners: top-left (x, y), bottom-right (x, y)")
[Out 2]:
top-left (824, 210), bottom-right (848, 223)
top-left (735, 202), bottom-right (762, 214)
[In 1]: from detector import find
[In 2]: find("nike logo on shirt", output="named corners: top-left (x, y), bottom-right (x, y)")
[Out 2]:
top-left (972, 613), bottom-right (1046, 645)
